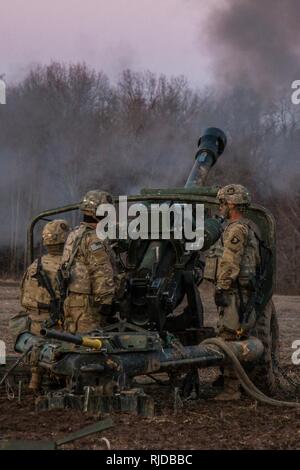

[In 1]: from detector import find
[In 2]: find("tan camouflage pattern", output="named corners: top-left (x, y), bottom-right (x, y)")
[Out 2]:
top-left (62, 222), bottom-right (117, 333)
top-left (79, 190), bottom-right (112, 216)
top-left (42, 219), bottom-right (69, 246)
top-left (203, 238), bottom-right (224, 282)
top-left (20, 253), bottom-right (63, 333)
top-left (217, 221), bottom-right (249, 290)
top-left (204, 219), bottom-right (260, 289)
top-left (217, 219), bottom-right (260, 336)
top-left (217, 184), bottom-right (251, 206)
top-left (204, 218), bottom-right (260, 337)
top-left (62, 223), bottom-right (116, 302)
top-left (216, 220), bottom-right (260, 290)
top-left (62, 225), bottom-right (92, 293)
top-left (63, 293), bottom-right (104, 334)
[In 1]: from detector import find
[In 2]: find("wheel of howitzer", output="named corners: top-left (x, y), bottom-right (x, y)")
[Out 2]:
top-left (249, 299), bottom-right (280, 395)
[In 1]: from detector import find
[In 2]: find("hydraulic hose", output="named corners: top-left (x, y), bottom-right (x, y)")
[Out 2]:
top-left (202, 337), bottom-right (300, 408)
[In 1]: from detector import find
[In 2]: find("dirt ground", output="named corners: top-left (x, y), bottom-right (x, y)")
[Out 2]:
top-left (0, 280), bottom-right (300, 450)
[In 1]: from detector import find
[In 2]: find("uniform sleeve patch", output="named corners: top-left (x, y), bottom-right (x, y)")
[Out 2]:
top-left (90, 241), bottom-right (104, 252)
top-left (230, 236), bottom-right (240, 244)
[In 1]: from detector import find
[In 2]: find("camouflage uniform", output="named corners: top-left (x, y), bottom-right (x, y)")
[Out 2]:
top-left (17, 219), bottom-right (69, 390)
top-left (205, 185), bottom-right (261, 338)
top-left (20, 219), bottom-right (70, 335)
top-left (217, 218), bottom-right (261, 337)
top-left (204, 184), bottom-right (261, 400)
top-left (62, 190), bottom-right (117, 334)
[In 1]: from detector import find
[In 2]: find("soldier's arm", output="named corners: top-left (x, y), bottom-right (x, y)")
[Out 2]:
top-left (85, 236), bottom-right (116, 305)
top-left (216, 223), bottom-right (248, 290)
top-left (61, 230), bottom-right (76, 264)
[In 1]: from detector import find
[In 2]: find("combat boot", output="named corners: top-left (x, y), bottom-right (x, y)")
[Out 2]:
top-left (213, 368), bottom-right (241, 401)
top-left (28, 367), bottom-right (42, 391)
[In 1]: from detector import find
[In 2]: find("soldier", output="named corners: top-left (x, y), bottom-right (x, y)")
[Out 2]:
top-left (20, 219), bottom-right (70, 333)
top-left (18, 219), bottom-right (70, 389)
top-left (204, 184), bottom-right (261, 400)
top-left (61, 190), bottom-right (117, 334)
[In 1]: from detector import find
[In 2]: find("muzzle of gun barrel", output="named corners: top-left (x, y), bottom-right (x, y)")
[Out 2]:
top-left (185, 127), bottom-right (227, 187)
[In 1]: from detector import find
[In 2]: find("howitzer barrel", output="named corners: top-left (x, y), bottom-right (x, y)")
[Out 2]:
top-left (14, 332), bottom-right (264, 381)
top-left (91, 337), bottom-right (264, 376)
top-left (185, 127), bottom-right (227, 187)
top-left (159, 337), bottom-right (264, 369)
top-left (40, 328), bottom-right (102, 350)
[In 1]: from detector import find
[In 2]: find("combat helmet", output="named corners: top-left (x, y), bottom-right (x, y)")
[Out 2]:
top-left (80, 190), bottom-right (113, 217)
top-left (217, 184), bottom-right (251, 206)
top-left (42, 219), bottom-right (70, 246)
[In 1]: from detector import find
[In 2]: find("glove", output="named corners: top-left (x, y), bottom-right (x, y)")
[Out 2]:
top-left (214, 288), bottom-right (230, 307)
top-left (98, 304), bottom-right (113, 316)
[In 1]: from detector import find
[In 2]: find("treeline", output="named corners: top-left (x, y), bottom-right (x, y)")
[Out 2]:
top-left (0, 63), bottom-right (299, 293)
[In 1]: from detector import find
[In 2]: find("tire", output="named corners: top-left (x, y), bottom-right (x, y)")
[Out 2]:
top-left (250, 299), bottom-right (280, 395)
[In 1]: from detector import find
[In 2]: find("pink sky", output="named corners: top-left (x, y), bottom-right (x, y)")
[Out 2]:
top-left (0, 0), bottom-right (217, 86)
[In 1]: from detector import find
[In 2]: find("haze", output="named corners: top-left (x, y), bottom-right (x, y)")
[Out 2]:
top-left (0, 0), bottom-right (216, 86)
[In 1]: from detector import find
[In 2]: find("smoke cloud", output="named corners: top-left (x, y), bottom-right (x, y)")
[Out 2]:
top-left (203, 0), bottom-right (300, 96)
top-left (1, 1), bottom-right (300, 292)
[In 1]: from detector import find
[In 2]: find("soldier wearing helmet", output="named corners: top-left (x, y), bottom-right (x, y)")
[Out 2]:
top-left (20, 219), bottom-right (70, 331)
top-left (204, 184), bottom-right (261, 400)
top-left (17, 219), bottom-right (70, 390)
top-left (61, 190), bottom-right (117, 334)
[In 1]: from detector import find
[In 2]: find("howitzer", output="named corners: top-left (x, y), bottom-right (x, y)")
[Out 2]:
top-left (14, 328), bottom-right (265, 418)
top-left (116, 128), bottom-right (227, 333)
top-left (15, 329), bottom-right (264, 383)
top-left (14, 126), bottom-right (280, 411)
